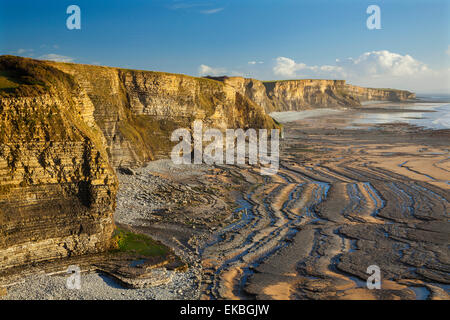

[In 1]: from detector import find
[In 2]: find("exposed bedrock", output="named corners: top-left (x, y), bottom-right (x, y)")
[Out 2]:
top-left (0, 54), bottom-right (418, 278)
top-left (0, 55), bottom-right (277, 272)
top-left (201, 129), bottom-right (449, 300)
top-left (343, 84), bottom-right (416, 102)
top-left (48, 62), bottom-right (278, 167)
top-left (208, 76), bottom-right (415, 112)
top-left (0, 56), bottom-right (117, 272)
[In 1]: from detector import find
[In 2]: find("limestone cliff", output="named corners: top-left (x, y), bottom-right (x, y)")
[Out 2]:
top-left (0, 56), bottom-right (278, 272)
top-left (0, 56), bottom-right (117, 272)
top-left (209, 76), bottom-right (415, 112)
top-left (262, 79), bottom-right (362, 112)
top-left (0, 54), bottom-right (415, 273)
top-left (47, 63), bottom-right (277, 167)
top-left (343, 84), bottom-right (416, 102)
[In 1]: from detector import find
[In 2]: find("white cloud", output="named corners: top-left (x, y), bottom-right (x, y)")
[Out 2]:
top-left (200, 7), bottom-right (223, 14)
top-left (273, 51), bottom-right (449, 93)
top-left (198, 64), bottom-right (227, 76)
top-left (169, 2), bottom-right (224, 14)
top-left (274, 57), bottom-right (306, 77)
top-left (13, 48), bottom-right (34, 56)
top-left (248, 61), bottom-right (264, 65)
top-left (336, 50), bottom-right (429, 77)
top-left (273, 57), bottom-right (343, 78)
top-left (38, 54), bottom-right (74, 63)
top-left (274, 51), bottom-right (430, 79)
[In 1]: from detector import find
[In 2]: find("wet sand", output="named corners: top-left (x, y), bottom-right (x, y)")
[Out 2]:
top-left (202, 104), bottom-right (450, 300)
top-left (3, 104), bottom-right (449, 300)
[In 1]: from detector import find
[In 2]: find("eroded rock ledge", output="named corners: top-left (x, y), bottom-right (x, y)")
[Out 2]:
top-left (208, 76), bottom-right (416, 112)
top-left (0, 55), bottom-right (416, 276)
top-left (0, 55), bottom-right (277, 273)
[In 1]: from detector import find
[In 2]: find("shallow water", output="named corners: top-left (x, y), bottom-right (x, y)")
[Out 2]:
top-left (271, 102), bottom-right (450, 130)
top-left (270, 109), bottom-right (344, 123)
top-left (351, 103), bottom-right (450, 130)
top-left (408, 286), bottom-right (431, 300)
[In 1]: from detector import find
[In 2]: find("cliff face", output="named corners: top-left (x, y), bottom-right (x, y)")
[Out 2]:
top-left (343, 84), bottom-right (416, 102)
top-left (47, 63), bottom-right (277, 167)
top-left (262, 79), bottom-right (361, 111)
top-left (0, 56), bottom-right (117, 272)
top-left (0, 55), bottom-right (415, 273)
top-left (210, 77), bottom-right (415, 113)
top-left (0, 56), bottom-right (277, 271)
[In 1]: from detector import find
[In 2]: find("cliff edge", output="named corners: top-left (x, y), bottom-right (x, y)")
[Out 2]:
top-left (0, 56), bottom-right (117, 272)
top-left (208, 76), bottom-right (415, 113)
top-left (0, 56), bottom-right (278, 272)
top-left (0, 55), bottom-right (415, 273)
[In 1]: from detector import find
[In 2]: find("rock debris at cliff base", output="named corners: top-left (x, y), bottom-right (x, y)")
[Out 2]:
top-left (2, 270), bottom-right (200, 300)
top-left (5, 107), bottom-right (449, 300)
top-left (201, 110), bottom-right (449, 300)
top-left (1, 56), bottom-right (444, 301)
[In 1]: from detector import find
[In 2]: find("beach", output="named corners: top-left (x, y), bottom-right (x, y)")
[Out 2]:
top-left (3, 101), bottom-right (449, 300)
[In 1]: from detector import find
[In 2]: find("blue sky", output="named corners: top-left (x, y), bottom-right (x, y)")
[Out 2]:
top-left (0, 0), bottom-right (449, 93)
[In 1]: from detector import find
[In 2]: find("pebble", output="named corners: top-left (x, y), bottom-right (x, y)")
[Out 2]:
top-left (2, 269), bottom-right (201, 300)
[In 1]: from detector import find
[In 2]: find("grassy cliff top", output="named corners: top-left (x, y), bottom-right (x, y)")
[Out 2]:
top-left (0, 56), bottom-right (414, 96)
top-left (0, 55), bottom-right (77, 97)
top-left (0, 55), bottom-right (224, 95)
top-left (40, 56), bottom-right (222, 84)
top-left (262, 79), bottom-right (346, 83)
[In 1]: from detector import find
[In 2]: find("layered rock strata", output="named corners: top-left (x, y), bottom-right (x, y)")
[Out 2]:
top-left (0, 55), bottom-right (277, 272)
top-left (0, 55), bottom-right (416, 275)
top-left (209, 76), bottom-right (415, 112)
top-left (0, 56), bottom-right (117, 272)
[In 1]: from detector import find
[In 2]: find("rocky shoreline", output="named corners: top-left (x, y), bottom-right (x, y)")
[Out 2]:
top-left (2, 103), bottom-right (449, 300)
top-left (0, 64), bottom-right (450, 299)
top-left (1, 160), bottom-right (250, 299)
top-left (0, 56), bottom-right (418, 287)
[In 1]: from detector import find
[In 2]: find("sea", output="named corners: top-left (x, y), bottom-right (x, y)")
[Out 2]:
top-left (270, 94), bottom-right (450, 130)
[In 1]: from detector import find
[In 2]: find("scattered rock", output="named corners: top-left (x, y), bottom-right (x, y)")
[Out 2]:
top-left (118, 167), bottom-right (135, 175)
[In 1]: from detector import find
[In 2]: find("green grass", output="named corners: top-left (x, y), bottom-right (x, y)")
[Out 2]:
top-left (0, 55), bottom-right (74, 96)
top-left (112, 228), bottom-right (169, 257)
top-left (0, 71), bottom-right (21, 92)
